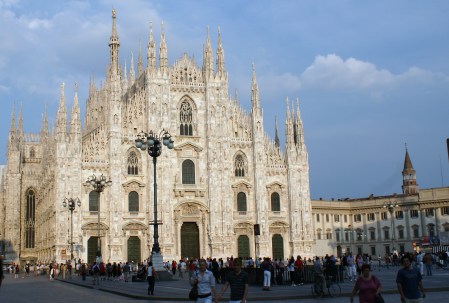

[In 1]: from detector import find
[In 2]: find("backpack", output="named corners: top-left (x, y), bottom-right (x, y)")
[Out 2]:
top-left (93, 265), bottom-right (100, 274)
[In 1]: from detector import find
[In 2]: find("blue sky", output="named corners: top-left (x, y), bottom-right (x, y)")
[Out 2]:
top-left (1, 0), bottom-right (448, 199)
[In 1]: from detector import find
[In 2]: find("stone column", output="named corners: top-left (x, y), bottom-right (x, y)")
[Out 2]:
top-left (404, 209), bottom-right (411, 240)
top-left (420, 209), bottom-right (427, 236)
top-left (434, 207), bottom-right (441, 238)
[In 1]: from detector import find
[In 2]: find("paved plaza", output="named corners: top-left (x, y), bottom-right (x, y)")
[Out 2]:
top-left (1, 266), bottom-right (449, 302)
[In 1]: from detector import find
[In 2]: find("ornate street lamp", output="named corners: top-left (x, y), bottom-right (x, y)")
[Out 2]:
top-left (86, 174), bottom-right (112, 261)
top-left (135, 129), bottom-right (174, 268)
top-left (383, 200), bottom-right (399, 252)
top-left (63, 197), bottom-right (81, 262)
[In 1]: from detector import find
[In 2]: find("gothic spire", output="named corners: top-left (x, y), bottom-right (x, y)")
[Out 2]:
top-left (129, 52), bottom-right (135, 81)
top-left (216, 26), bottom-right (225, 79)
top-left (137, 41), bottom-right (143, 76)
top-left (147, 20), bottom-right (156, 71)
top-left (40, 103), bottom-right (49, 136)
top-left (251, 63), bottom-right (260, 110)
top-left (202, 26), bottom-right (213, 79)
top-left (17, 102), bottom-right (23, 138)
top-left (403, 144), bottom-right (414, 171)
top-left (285, 97), bottom-right (294, 146)
top-left (70, 82), bottom-right (81, 137)
top-left (56, 82), bottom-right (67, 136)
top-left (274, 115), bottom-right (280, 148)
top-left (9, 106), bottom-right (16, 134)
top-left (108, 8), bottom-right (120, 80)
top-left (159, 21), bottom-right (168, 72)
top-left (7, 106), bottom-right (16, 151)
top-left (295, 98), bottom-right (305, 146)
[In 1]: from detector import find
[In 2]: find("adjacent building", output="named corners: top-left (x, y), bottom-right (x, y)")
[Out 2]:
top-left (312, 149), bottom-right (449, 257)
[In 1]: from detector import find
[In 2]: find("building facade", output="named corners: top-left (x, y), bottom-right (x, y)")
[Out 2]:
top-left (312, 149), bottom-right (449, 257)
top-left (0, 10), bottom-right (314, 265)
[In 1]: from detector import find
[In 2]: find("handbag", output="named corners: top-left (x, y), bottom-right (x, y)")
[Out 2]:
top-left (189, 284), bottom-right (198, 301)
top-left (375, 293), bottom-right (385, 303)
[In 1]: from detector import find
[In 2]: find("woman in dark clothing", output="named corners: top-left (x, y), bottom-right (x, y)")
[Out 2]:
top-left (112, 262), bottom-right (118, 281)
top-left (81, 264), bottom-right (87, 281)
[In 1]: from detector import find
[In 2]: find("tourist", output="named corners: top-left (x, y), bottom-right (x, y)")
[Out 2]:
top-left (347, 253), bottom-right (357, 281)
top-left (350, 264), bottom-right (381, 303)
top-left (423, 253), bottom-right (433, 276)
top-left (261, 257), bottom-right (273, 291)
top-left (287, 257), bottom-right (296, 286)
top-left (396, 255), bottom-right (426, 302)
top-left (123, 262), bottom-right (131, 282)
top-left (216, 258), bottom-right (248, 303)
top-left (313, 256), bottom-right (326, 295)
top-left (294, 255), bottom-right (304, 286)
top-left (146, 261), bottom-right (157, 295)
top-left (92, 262), bottom-right (100, 285)
top-left (190, 259), bottom-right (217, 303)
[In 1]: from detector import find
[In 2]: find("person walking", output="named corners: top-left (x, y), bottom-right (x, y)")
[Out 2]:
top-left (423, 253), bottom-right (433, 276)
top-left (396, 255), bottom-right (426, 303)
top-left (190, 259), bottom-right (217, 303)
top-left (80, 263), bottom-right (87, 281)
top-left (92, 262), bottom-right (100, 285)
top-left (123, 262), bottom-right (131, 282)
top-left (347, 253), bottom-right (357, 281)
top-left (14, 264), bottom-right (20, 279)
top-left (216, 258), bottom-right (248, 303)
top-left (146, 261), bottom-right (157, 295)
top-left (313, 257), bottom-right (326, 295)
top-left (261, 258), bottom-right (273, 291)
top-left (350, 264), bottom-right (381, 303)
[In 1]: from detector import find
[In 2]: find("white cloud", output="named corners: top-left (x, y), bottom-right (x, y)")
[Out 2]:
top-left (27, 17), bottom-right (53, 29)
top-left (299, 54), bottom-right (449, 91)
top-left (301, 54), bottom-right (394, 89)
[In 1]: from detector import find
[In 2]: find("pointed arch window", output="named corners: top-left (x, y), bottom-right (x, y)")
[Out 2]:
top-left (29, 147), bottom-right (36, 158)
top-left (25, 189), bottom-right (35, 248)
top-left (179, 101), bottom-right (193, 136)
top-left (89, 191), bottom-right (99, 212)
top-left (235, 155), bottom-right (245, 177)
top-left (237, 192), bottom-right (247, 211)
top-left (182, 159), bottom-right (195, 184)
top-left (128, 151), bottom-right (139, 175)
top-left (128, 191), bottom-right (139, 212)
top-left (271, 192), bottom-right (280, 211)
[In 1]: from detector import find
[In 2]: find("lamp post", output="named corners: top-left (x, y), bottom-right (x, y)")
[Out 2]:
top-left (135, 129), bottom-right (174, 267)
top-left (383, 200), bottom-right (399, 252)
top-left (63, 197), bottom-right (81, 262)
top-left (86, 174), bottom-right (112, 261)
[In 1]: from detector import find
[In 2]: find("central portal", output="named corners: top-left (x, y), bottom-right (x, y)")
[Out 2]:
top-left (181, 222), bottom-right (200, 259)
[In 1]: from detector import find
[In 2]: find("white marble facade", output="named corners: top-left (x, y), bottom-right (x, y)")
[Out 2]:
top-left (0, 10), bottom-right (314, 265)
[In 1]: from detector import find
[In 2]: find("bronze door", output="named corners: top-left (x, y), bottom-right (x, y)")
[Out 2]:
top-left (181, 222), bottom-right (200, 259)
top-left (272, 234), bottom-right (284, 260)
top-left (87, 237), bottom-right (99, 264)
top-left (127, 236), bottom-right (141, 263)
top-left (238, 235), bottom-right (250, 258)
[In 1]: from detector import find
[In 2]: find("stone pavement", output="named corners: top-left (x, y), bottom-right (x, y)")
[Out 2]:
top-left (52, 266), bottom-right (449, 301)
top-left (1, 266), bottom-right (448, 302)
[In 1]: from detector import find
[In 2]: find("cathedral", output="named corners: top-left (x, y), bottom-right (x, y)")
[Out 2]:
top-left (0, 10), bottom-right (314, 265)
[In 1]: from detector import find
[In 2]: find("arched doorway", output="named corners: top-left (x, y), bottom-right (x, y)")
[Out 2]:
top-left (271, 234), bottom-right (284, 260)
top-left (127, 236), bottom-right (141, 263)
top-left (88, 237), bottom-right (99, 264)
top-left (237, 235), bottom-right (250, 258)
top-left (181, 222), bottom-right (200, 259)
